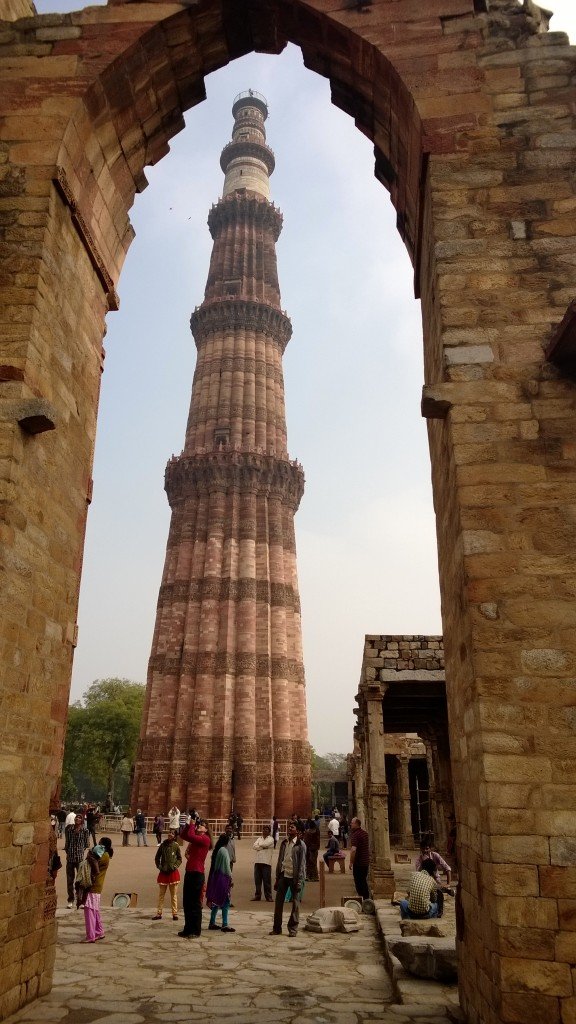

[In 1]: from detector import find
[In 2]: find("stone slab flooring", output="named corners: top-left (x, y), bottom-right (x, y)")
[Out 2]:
top-left (5, 843), bottom-right (460, 1024)
top-left (4, 905), bottom-right (460, 1024)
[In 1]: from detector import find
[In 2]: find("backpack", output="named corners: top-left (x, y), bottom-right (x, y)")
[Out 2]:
top-left (75, 858), bottom-right (92, 889)
top-left (157, 841), bottom-right (179, 874)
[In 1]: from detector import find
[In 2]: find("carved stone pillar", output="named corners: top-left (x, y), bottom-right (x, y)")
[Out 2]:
top-left (350, 734), bottom-right (366, 824)
top-left (422, 728), bottom-right (451, 851)
top-left (397, 755), bottom-right (414, 847)
top-left (423, 737), bottom-right (441, 844)
top-left (364, 683), bottom-right (395, 897)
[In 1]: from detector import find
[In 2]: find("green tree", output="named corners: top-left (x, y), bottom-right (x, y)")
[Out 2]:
top-left (62, 678), bottom-right (145, 803)
top-left (311, 750), bottom-right (347, 773)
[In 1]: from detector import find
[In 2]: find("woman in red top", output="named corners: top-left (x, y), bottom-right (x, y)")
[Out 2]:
top-left (178, 819), bottom-right (212, 938)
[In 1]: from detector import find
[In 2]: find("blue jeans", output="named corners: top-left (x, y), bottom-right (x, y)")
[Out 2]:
top-left (136, 828), bottom-right (147, 847)
top-left (399, 898), bottom-right (440, 919)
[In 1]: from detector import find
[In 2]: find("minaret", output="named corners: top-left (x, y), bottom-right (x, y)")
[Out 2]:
top-left (132, 91), bottom-right (311, 819)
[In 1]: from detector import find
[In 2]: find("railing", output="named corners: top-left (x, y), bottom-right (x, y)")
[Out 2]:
top-left (232, 89), bottom-right (267, 108)
top-left (97, 816), bottom-right (289, 836)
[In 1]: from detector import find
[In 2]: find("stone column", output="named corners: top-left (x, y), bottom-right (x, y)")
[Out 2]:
top-left (397, 756), bottom-right (414, 847)
top-left (364, 682), bottom-right (395, 898)
top-left (422, 729), bottom-right (451, 851)
top-left (421, 736), bottom-right (440, 844)
top-left (351, 730), bottom-right (366, 824)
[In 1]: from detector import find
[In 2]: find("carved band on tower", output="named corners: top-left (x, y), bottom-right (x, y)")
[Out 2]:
top-left (132, 91), bottom-right (311, 819)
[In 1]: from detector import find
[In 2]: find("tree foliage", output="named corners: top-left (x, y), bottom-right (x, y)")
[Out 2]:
top-left (62, 678), bottom-right (145, 803)
top-left (311, 749), bottom-right (347, 773)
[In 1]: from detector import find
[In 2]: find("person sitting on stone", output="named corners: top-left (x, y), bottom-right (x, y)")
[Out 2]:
top-left (323, 832), bottom-right (340, 866)
top-left (399, 858), bottom-right (444, 919)
top-left (415, 839), bottom-right (453, 890)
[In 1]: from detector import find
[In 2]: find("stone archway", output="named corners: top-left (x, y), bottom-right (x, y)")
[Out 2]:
top-left (1, 2), bottom-right (576, 1021)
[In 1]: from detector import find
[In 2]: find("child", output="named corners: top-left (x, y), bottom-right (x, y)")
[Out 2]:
top-left (153, 829), bottom-right (182, 920)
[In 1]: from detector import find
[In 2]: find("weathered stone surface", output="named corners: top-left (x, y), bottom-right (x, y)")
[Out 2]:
top-left (388, 937), bottom-right (458, 983)
top-left (305, 906), bottom-right (362, 934)
top-left (400, 921), bottom-right (447, 938)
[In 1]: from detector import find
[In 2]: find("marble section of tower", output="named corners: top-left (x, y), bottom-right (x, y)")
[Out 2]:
top-left (132, 92), bottom-right (311, 819)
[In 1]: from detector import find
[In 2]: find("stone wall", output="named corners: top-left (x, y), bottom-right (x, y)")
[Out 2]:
top-left (363, 635), bottom-right (445, 678)
top-left (0, 0), bottom-right (34, 21)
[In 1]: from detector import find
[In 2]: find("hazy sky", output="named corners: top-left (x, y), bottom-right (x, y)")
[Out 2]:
top-left (36, 0), bottom-right (576, 754)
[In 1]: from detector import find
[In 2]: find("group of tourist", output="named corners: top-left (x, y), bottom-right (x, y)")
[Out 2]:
top-left (58, 804), bottom-right (374, 943)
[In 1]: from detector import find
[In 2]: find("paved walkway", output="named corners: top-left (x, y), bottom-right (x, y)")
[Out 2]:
top-left (5, 840), bottom-right (460, 1024)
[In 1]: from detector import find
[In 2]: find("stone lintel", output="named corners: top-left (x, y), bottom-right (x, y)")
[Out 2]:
top-left (379, 670), bottom-right (446, 683)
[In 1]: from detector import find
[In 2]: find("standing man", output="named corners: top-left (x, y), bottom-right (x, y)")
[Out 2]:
top-left (327, 814), bottom-right (340, 841)
top-left (270, 822), bottom-right (306, 937)
top-left (120, 810), bottom-right (134, 847)
top-left (252, 825), bottom-right (274, 901)
top-left (64, 807), bottom-right (77, 828)
top-left (134, 809), bottom-right (148, 847)
top-left (303, 818), bottom-right (320, 881)
top-left (349, 816), bottom-right (370, 900)
top-left (86, 805), bottom-right (100, 847)
top-left (64, 812), bottom-right (89, 909)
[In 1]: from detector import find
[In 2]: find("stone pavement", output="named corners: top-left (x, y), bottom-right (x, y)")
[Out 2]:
top-left (5, 905), bottom-right (458, 1024)
top-left (5, 842), bottom-right (460, 1024)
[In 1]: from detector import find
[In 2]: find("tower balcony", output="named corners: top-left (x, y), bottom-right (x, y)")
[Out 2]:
top-left (190, 298), bottom-right (292, 352)
top-left (232, 90), bottom-right (268, 120)
top-left (165, 448), bottom-right (305, 510)
top-left (207, 192), bottom-right (283, 241)
top-left (220, 139), bottom-right (275, 177)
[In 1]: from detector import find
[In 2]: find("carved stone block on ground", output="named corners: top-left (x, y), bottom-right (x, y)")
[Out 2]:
top-left (305, 906), bottom-right (362, 933)
top-left (389, 936), bottom-right (458, 982)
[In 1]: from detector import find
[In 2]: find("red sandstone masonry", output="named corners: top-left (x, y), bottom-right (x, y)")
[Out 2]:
top-left (131, 92), bottom-right (310, 821)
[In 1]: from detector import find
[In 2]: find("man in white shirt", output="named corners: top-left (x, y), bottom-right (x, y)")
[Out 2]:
top-left (328, 816), bottom-right (340, 839)
top-left (251, 825), bottom-right (274, 901)
top-left (64, 808), bottom-right (77, 828)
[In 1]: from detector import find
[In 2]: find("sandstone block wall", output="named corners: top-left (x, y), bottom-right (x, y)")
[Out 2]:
top-left (363, 634), bottom-right (445, 678)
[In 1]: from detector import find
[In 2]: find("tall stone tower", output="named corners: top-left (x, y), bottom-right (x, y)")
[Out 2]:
top-left (132, 91), bottom-right (311, 820)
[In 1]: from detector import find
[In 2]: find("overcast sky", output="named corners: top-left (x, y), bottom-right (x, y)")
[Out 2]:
top-left (36, 0), bottom-right (576, 754)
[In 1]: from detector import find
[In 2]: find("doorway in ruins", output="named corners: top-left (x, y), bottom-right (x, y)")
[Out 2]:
top-left (69, 43), bottom-right (442, 774)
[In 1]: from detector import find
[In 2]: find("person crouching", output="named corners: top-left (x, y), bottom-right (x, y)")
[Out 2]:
top-left (399, 857), bottom-right (444, 920)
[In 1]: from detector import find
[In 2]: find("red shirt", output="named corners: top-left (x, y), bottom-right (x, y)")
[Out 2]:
top-left (350, 827), bottom-right (369, 867)
top-left (181, 823), bottom-right (211, 873)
